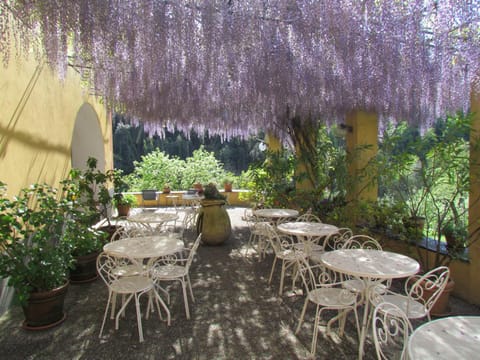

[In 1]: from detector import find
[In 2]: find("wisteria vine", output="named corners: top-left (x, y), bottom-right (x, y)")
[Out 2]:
top-left (1, 0), bottom-right (479, 138)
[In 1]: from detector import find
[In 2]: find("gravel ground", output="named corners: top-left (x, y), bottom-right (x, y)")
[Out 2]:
top-left (0, 206), bottom-right (478, 359)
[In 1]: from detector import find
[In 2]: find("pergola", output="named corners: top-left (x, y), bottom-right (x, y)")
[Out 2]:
top-left (1, 1), bottom-right (479, 139)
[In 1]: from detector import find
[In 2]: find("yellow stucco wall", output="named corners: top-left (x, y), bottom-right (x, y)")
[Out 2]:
top-left (0, 57), bottom-right (112, 197)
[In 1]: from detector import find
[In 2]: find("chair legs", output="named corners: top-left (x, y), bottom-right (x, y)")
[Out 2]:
top-left (296, 299), bottom-right (360, 358)
top-left (100, 287), bottom-right (170, 343)
top-left (155, 275), bottom-right (195, 320)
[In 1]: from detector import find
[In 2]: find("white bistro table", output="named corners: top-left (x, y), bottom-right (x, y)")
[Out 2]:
top-left (103, 235), bottom-right (184, 260)
top-left (320, 249), bottom-right (420, 359)
top-left (182, 194), bottom-right (203, 207)
top-left (408, 316), bottom-right (480, 360)
top-left (127, 212), bottom-right (179, 232)
top-left (277, 221), bottom-right (339, 255)
top-left (253, 208), bottom-right (299, 224)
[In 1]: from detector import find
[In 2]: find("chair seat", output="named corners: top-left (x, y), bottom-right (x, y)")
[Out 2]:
top-left (151, 264), bottom-right (187, 279)
top-left (342, 279), bottom-right (388, 294)
top-left (111, 275), bottom-right (154, 294)
top-left (375, 294), bottom-right (427, 319)
top-left (293, 243), bottom-right (324, 253)
top-left (308, 287), bottom-right (357, 308)
top-left (308, 250), bottom-right (325, 264)
top-left (112, 264), bottom-right (144, 277)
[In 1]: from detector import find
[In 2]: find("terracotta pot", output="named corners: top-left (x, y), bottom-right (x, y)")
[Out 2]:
top-left (193, 183), bottom-right (203, 193)
top-left (22, 281), bottom-right (69, 330)
top-left (224, 183), bottom-right (233, 192)
top-left (70, 251), bottom-right (100, 283)
top-left (196, 199), bottom-right (231, 245)
top-left (116, 204), bottom-right (131, 217)
top-left (163, 187), bottom-right (171, 194)
top-left (425, 278), bottom-right (455, 317)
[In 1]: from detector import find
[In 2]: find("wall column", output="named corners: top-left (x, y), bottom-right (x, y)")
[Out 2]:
top-left (345, 110), bottom-right (378, 202)
top-left (467, 90), bottom-right (480, 305)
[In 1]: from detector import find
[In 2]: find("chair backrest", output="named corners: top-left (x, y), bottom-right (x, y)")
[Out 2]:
top-left (185, 233), bottom-right (202, 271)
top-left (407, 266), bottom-right (450, 315)
top-left (141, 189), bottom-right (158, 201)
top-left (372, 301), bottom-right (413, 360)
top-left (295, 252), bottom-right (339, 290)
top-left (110, 226), bottom-right (129, 242)
top-left (343, 234), bottom-right (382, 250)
top-left (97, 252), bottom-right (143, 285)
top-left (323, 228), bottom-right (353, 250)
top-left (296, 212), bottom-right (322, 223)
top-left (267, 230), bottom-right (294, 255)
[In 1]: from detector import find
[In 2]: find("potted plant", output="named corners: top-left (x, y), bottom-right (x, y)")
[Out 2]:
top-left (162, 183), bottom-right (171, 194)
top-left (59, 175), bottom-right (107, 283)
top-left (441, 221), bottom-right (468, 254)
top-left (0, 182), bottom-right (74, 329)
top-left (222, 175), bottom-right (234, 192)
top-left (112, 193), bottom-right (137, 217)
top-left (196, 183), bottom-right (231, 245)
top-left (193, 182), bottom-right (204, 194)
top-left (61, 158), bottom-right (120, 282)
top-left (379, 116), bottom-right (479, 315)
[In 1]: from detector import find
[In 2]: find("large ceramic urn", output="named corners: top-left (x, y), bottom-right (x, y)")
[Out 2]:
top-left (196, 199), bottom-right (231, 245)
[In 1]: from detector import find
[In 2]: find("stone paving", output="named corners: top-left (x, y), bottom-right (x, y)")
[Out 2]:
top-left (0, 207), bottom-right (479, 359)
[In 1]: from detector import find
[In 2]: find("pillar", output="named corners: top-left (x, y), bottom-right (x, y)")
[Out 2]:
top-left (466, 89), bottom-right (480, 305)
top-left (345, 110), bottom-right (378, 202)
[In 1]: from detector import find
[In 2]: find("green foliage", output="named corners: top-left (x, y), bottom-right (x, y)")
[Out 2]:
top-left (112, 193), bottom-right (137, 207)
top-left (0, 182), bottom-right (74, 305)
top-left (375, 113), bottom-right (475, 268)
top-left (246, 148), bottom-right (295, 207)
top-left (124, 146), bottom-right (232, 191)
top-left (61, 157), bottom-right (113, 256)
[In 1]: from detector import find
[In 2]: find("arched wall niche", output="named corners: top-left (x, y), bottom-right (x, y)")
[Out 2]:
top-left (71, 103), bottom-right (105, 171)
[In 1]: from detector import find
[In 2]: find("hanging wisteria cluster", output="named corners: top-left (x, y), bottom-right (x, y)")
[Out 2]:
top-left (1, 0), bottom-right (479, 138)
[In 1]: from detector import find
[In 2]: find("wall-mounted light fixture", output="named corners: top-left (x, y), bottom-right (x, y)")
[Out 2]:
top-left (339, 123), bottom-right (353, 133)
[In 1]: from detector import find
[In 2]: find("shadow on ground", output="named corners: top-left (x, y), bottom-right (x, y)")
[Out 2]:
top-left (0, 207), bottom-right (478, 359)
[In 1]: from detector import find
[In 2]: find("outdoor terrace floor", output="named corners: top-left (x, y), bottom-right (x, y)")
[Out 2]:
top-left (1, 207), bottom-right (479, 359)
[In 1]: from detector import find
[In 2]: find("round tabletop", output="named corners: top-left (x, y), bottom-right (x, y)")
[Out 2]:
top-left (127, 212), bottom-right (178, 224)
top-left (277, 221), bottom-right (339, 237)
top-left (253, 208), bottom-right (299, 219)
top-left (408, 316), bottom-right (480, 360)
top-left (320, 249), bottom-right (420, 279)
top-left (103, 235), bottom-right (184, 259)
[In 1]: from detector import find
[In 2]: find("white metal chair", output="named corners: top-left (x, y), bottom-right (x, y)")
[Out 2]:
top-left (97, 252), bottom-right (170, 342)
top-left (309, 228), bottom-right (353, 264)
top-left (182, 206), bottom-right (199, 231)
top-left (149, 233), bottom-right (202, 319)
top-left (343, 234), bottom-right (383, 250)
top-left (372, 301), bottom-right (413, 360)
top-left (296, 212), bottom-right (322, 223)
top-left (341, 234), bottom-right (388, 295)
top-left (294, 254), bottom-right (360, 357)
top-left (244, 212), bottom-right (272, 260)
top-left (370, 266), bottom-right (450, 322)
top-left (267, 229), bottom-right (306, 295)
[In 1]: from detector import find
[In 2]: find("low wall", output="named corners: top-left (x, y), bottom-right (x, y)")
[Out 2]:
top-left (127, 189), bottom-right (253, 208)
